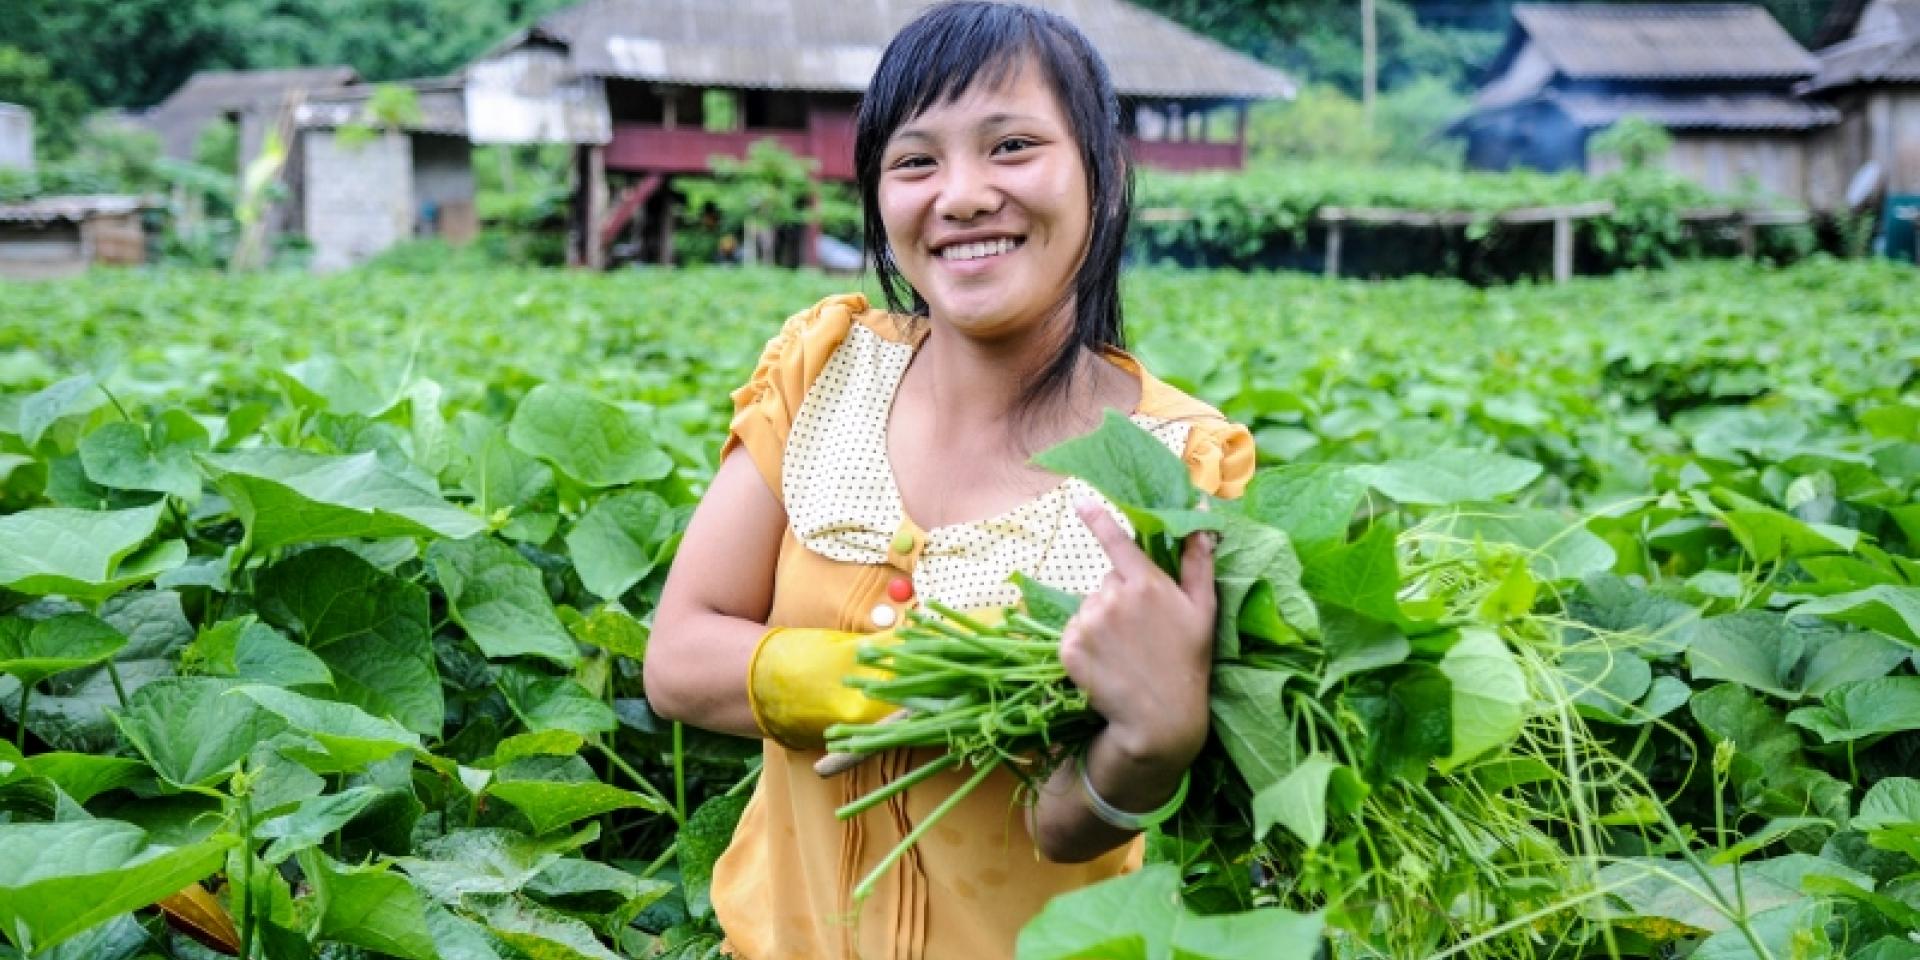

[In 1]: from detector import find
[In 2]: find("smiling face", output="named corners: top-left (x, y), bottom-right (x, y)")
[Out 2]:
top-left (876, 57), bottom-right (1092, 342)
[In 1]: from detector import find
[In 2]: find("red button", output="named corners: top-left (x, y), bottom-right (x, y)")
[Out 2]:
top-left (887, 577), bottom-right (915, 602)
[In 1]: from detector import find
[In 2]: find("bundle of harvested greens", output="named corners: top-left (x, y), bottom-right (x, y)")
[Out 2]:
top-left (826, 413), bottom-right (1649, 958)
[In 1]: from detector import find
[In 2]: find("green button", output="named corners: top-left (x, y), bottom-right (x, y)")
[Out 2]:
top-left (892, 530), bottom-right (916, 554)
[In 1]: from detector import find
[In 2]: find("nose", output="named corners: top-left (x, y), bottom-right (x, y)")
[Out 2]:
top-left (933, 155), bottom-right (1000, 223)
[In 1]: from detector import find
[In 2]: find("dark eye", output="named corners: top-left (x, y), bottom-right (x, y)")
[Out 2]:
top-left (993, 137), bottom-right (1036, 156)
top-left (890, 154), bottom-right (933, 171)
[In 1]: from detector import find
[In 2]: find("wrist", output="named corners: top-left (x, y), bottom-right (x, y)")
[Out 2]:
top-left (1100, 715), bottom-right (1207, 778)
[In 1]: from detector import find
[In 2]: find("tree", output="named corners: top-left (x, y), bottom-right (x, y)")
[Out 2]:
top-left (0, 46), bottom-right (92, 158)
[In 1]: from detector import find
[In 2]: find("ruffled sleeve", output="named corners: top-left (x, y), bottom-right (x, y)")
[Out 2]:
top-left (1183, 418), bottom-right (1256, 500)
top-left (722, 293), bottom-right (867, 501)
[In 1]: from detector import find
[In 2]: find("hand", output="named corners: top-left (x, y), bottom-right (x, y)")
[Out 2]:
top-left (746, 627), bottom-right (900, 750)
top-left (1060, 500), bottom-right (1217, 776)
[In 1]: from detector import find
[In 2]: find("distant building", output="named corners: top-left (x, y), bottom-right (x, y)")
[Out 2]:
top-left (137, 69), bottom-right (475, 271)
top-left (0, 196), bottom-right (148, 279)
top-left (1451, 4), bottom-right (1841, 204)
top-left (464, 0), bottom-right (1297, 266)
top-left (1801, 0), bottom-right (1920, 205)
top-left (0, 103), bottom-right (32, 173)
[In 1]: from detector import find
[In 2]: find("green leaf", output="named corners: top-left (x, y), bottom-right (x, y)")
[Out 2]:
top-left (453, 411), bottom-right (553, 515)
top-left (573, 605), bottom-right (649, 660)
top-left (1033, 410), bottom-right (1197, 515)
top-left (234, 685), bottom-right (421, 773)
top-left (77, 421), bottom-right (203, 500)
top-left (525, 857), bottom-right (670, 924)
top-left (565, 490), bottom-right (678, 600)
top-left (1436, 627), bottom-right (1529, 770)
top-left (1435, 506), bottom-right (1617, 583)
top-left (112, 677), bottom-right (285, 789)
top-left (397, 825), bottom-right (595, 903)
top-left (0, 503), bottom-right (184, 601)
top-left (1686, 612), bottom-right (1907, 700)
top-left (19, 753), bottom-right (147, 803)
top-left (1251, 754), bottom-right (1366, 849)
top-left (301, 850), bottom-right (438, 960)
top-left (1792, 586), bottom-right (1920, 650)
top-left (1718, 505), bottom-right (1858, 563)
top-left (1013, 572), bottom-right (1083, 628)
top-left (1853, 778), bottom-right (1920, 831)
top-left (189, 616), bottom-right (334, 688)
top-left (17, 374), bottom-right (103, 449)
top-left (257, 785), bottom-right (386, 862)
top-left (1241, 463), bottom-right (1367, 555)
top-left (257, 547), bottom-right (442, 735)
top-left (1316, 607), bottom-right (1409, 695)
top-left (200, 447), bottom-right (484, 552)
top-left (679, 792), bottom-right (749, 919)
top-left (278, 355), bottom-right (405, 418)
top-left (1351, 449), bottom-right (1541, 506)
top-left (428, 537), bottom-right (578, 666)
top-left (470, 893), bottom-right (623, 960)
top-left (1209, 666), bottom-right (1303, 793)
top-left (506, 384), bottom-right (673, 488)
top-left (0, 820), bottom-right (235, 954)
top-left (1708, 817), bottom-right (1834, 864)
top-left (1303, 519), bottom-right (1403, 624)
top-left (500, 670), bottom-right (617, 737)
top-left (1015, 863), bottom-right (1325, 960)
top-left (1787, 677), bottom-right (1920, 745)
top-left (1691, 898), bottom-right (1831, 960)
top-left (486, 779), bottom-right (666, 835)
top-left (1343, 665), bottom-right (1453, 784)
top-left (0, 613), bottom-right (126, 687)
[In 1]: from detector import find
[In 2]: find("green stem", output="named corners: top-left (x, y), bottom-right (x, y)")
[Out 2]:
top-left (672, 722), bottom-right (688, 826)
top-left (852, 760), bottom-right (997, 903)
top-left (103, 660), bottom-right (129, 710)
top-left (835, 753), bottom-right (960, 820)
top-left (15, 683), bottom-right (31, 750)
top-left (237, 786), bottom-right (255, 960)
top-left (642, 762), bottom-right (763, 879)
top-left (592, 741), bottom-right (681, 825)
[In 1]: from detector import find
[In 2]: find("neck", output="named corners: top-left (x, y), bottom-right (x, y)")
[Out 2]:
top-left (911, 303), bottom-right (1115, 449)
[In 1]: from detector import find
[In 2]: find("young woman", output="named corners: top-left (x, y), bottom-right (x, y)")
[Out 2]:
top-left (643, 4), bottom-right (1253, 957)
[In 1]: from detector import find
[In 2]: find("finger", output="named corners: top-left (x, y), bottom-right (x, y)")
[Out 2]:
top-left (1074, 498), bottom-right (1156, 582)
top-left (1180, 529), bottom-right (1218, 609)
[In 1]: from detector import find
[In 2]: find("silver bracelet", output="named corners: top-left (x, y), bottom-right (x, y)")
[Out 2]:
top-left (1077, 753), bottom-right (1190, 832)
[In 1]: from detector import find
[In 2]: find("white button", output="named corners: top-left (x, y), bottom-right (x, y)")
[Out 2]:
top-left (870, 603), bottom-right (897, 628)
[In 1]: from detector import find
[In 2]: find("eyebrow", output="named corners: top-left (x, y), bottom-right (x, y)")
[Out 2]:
top-left (892, 112), bottom-right (1047, 144)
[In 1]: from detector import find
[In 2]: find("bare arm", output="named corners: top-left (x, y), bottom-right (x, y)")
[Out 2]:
top-left (642, 448), bottom-right (787, 739)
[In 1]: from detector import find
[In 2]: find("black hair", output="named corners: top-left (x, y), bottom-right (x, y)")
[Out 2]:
top-left (854, 0), bottom-right (1132, 413)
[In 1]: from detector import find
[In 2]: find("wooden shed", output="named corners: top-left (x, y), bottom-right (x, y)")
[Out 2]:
top-left (464, 0), bottom-right (1297, 267)
top-left (1451, 5), bottom-right (1840, 204)
top-left (1800, 0), bottom-right (1920, 207)
top-left (0, 196), bottom-right (147, 280)
top-left (139, 69), bottom-right (477, 270)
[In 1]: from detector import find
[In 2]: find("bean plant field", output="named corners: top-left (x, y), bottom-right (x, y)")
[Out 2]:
top-left (1, 259), bottom-right (1919, 960)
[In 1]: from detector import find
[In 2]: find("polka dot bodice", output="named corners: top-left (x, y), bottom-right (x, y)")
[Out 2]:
top-left (782, 323), bottom-right (1191, 613)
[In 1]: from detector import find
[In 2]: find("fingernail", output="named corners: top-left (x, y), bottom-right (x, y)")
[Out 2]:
top-left (1073, 497), bottom-right (1101, 517)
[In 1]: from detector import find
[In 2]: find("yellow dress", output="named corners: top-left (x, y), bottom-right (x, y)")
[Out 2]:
top-left (712, 293), bottom-right (1255, 960)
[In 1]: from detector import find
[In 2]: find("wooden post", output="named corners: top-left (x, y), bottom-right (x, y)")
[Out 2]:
top-left (1325, 219), bottom-right (1344, 279)
top-left (656, 187), bottom-right (676, 266)
top-left (1738, 212), bottom-right (1757, 258)
top-left (584, 145), bottom-right (608, 269)
top-left (1552, 215), bottom-right (1573, 284)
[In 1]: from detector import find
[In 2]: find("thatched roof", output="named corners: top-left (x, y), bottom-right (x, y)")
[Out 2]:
top-left (1491, 4), bottom-right (1819, 82)
top-left (1803, 0), bottom-right (1920, 91)
top-left (507, 0), bottom-right (1295, 101)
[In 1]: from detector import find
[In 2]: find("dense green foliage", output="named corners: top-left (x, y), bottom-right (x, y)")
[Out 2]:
top-left (1, 258), bottom-right (1918, 958)
top-left (1132, 165), bottom-right (1818, 278)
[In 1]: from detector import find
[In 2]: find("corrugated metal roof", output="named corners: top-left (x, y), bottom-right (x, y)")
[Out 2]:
top-left (1509, 4), bottom-right (1819, 80)
top-left (524, 0), bottom-right (1294, 100)
top-left (295, 81), bottom-right (470, 136)
top-left (147, 67), bottom-right (362, 116)
top-left (1554, 91), bottom-right (1841, 130)
top-left (0, 195), bottom-right (148, 224)
top-left (1803, 0), bottom-right (1920, 90)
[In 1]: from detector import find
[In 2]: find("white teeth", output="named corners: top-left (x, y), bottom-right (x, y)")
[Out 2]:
top-left (941, 238), bottom-right (1017, 261)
